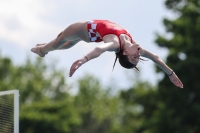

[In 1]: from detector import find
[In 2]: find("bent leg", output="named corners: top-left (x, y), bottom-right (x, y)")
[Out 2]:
top-left (35, 39), bottom-right (81, 50)
top-left (31, 39), bottom-right (81, 57)
top-left (31, 21), bottom-right (89, 57)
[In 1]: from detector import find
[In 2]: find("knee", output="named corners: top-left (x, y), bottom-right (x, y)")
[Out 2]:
top-left (55, 32), bottom-right (66, 44)
top-left (57, 31), bottom-right (64, 39)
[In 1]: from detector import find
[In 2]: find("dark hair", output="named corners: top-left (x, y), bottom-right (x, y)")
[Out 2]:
top-left (112, 51), bottom-right (139, 71)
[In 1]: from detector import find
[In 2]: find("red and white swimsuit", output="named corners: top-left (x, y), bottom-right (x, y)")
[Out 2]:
top-left (87, 20), bottom-right (133, 48)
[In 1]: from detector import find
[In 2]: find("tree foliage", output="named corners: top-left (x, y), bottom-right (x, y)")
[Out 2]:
top-left (0, 54), bottom-right (122, 133)
top-left (153, 0), bottom-right (200, 132)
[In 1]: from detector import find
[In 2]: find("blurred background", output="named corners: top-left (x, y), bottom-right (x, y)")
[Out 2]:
top-left (1, 0), bottom-right (200, 132)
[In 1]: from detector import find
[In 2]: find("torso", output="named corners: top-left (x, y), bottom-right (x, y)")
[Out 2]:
top-left (87, 20), bottom-right (133, 44)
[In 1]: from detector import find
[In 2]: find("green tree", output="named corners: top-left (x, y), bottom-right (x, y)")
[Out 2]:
top-left (151, 0), bottom-right (200, 132)
top-left (0, 54), bottom-right (122, 133)
top-left (116, 1), bottom-right (200, 133)
top-left (0, 54), bottom-right (75, 132)
top-left (119, 81), bottom-right (158, 133)
top-left (0, 55), bottom-right (71, 103)
top-left (71, 75), bottom-right (121, 133)
top-left (20, 99), bottom-right (81, 133)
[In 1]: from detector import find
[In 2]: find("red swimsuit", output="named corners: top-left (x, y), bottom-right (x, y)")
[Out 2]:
top-left (87, 20), bottom-right (133, 48)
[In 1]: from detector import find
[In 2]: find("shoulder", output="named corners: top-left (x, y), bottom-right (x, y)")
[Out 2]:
top-left (140, 48), bottom-right (158, 59)
top-left (140, 47), bottom-right (146, 56)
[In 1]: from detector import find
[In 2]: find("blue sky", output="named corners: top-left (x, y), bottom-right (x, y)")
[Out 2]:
top-left (0, 0), bottom-right (174, 91)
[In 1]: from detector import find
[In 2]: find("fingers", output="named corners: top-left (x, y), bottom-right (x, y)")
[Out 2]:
top-left (174, 79), bottom-right (183, 88)
top-left (69, 60), bottom-right (81, 77)
top-left (69, 69), bottom-right (74, 77)
top-left (170, 74), bottom-right (184, 89)
top-left (174, 75), bottom-right (183, 89)
top-left (69, 64), bottom-right (77, 77)
top-left (69, 66), bottom-right (77, 77)
top-left (69, 67), bottom-right (73, 77)
top-left (177, 80), bottom-right (183, 88)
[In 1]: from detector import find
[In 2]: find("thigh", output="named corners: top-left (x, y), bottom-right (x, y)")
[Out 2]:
top-left (61, 21), bottom-right (90, 42)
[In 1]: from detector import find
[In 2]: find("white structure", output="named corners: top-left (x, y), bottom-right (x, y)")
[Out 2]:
top-left (0, 90), bottom-right (19, 133)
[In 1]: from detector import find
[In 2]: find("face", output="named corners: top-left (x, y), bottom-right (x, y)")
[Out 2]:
top-left (123, 43), bottom-right (141, 65)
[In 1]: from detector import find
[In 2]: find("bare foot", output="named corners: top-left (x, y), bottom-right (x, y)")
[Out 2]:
top-left (36, 44), bottom-right (48, 54)
top-left (31, 46), bottom-right (46, 57)
top-left (36, 43), bottom-right (46, 46)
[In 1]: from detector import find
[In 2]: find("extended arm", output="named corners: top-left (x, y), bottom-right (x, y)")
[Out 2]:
top-left (69, 42), bottom-right (119, 77)
top-left (140, 48), bottom-right (183, 88)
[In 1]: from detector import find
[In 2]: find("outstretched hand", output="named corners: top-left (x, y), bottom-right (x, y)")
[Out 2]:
top-left (69, 60), bottom-right (83, 77)
top-left (169, 72), bottom-right (183, 88)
